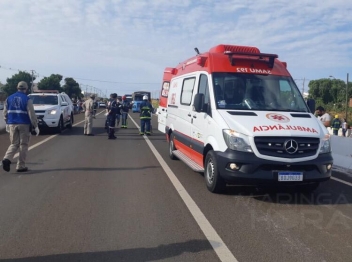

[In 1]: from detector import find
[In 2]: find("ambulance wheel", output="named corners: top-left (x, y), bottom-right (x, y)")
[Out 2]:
top-left (169, 133), bottom-right (178, 160)
top-left (205, 150), bottom-right (226, 193)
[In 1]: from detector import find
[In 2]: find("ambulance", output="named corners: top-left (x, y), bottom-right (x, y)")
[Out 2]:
top-left (157, 44), bottom-right (333, 193)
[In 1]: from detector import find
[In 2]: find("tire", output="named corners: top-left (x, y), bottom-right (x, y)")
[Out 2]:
top-left (67, 114), bottom-right (73, 129)
top-left (55, 116), bottom-right (64, 133)
top-left (204, 150), bottom-right (226, 193)
top-left (295, 182), bottom-right (320, 193)
top-left (169, 133), bottom-right (178, 160)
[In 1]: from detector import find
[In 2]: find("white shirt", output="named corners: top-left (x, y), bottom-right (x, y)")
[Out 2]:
top-left (317, 113), bottom-right (331, 123)
top-left (342, 121), bottom-right (347, 129)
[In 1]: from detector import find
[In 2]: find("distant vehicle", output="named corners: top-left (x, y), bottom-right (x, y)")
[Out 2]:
top-left (99, 101), bottom-right (106, 108)
top-left (132, 91), bottom-right (151, 113)
top-left (0, 101), bottom-right (4, 110)
top-left (124, 94), bottom-right (132, 109)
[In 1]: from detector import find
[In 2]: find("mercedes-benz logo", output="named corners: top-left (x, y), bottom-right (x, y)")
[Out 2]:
top-left (284, 139), bottom-right (298, 154)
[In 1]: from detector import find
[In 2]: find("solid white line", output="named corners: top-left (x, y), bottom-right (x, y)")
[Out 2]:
top-left (331, 176), bottom-right (352, 187)
top-left (128, 115), bottom-right (238, 262)
top-left (1, 111), bottom-right (105, 163)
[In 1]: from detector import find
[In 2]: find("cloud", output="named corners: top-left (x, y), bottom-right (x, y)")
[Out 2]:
top-left (0, 0), bottom-right (351, 95)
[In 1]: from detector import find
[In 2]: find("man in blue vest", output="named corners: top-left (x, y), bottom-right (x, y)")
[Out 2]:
top-left (2, 81), bottom-right (39, 172)
top-left (139, 95), bottom-right (153, 136)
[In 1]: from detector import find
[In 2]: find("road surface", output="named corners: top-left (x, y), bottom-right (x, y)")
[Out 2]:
top-left (0, 110), bottom-right (352, 262)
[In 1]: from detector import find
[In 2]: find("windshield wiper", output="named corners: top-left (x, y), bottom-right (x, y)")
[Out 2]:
top-left (266, 109), bottom-right (308, 112)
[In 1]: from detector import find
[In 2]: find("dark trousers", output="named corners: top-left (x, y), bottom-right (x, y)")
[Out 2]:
top-left (107, 115), bottom-right (116, 137)
top-left (333, 129), bottom-right (338, 135)
top-left (140, 119), bottom-right (151, 133)
top-left (122, 112), bottom-right (128, 126)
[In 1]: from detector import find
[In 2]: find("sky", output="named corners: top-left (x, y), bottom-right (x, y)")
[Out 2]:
top-left (0, 0), bottom-right (352, 98)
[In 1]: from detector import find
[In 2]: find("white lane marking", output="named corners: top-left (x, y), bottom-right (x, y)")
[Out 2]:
top-left (331, 177), bottom-right (352, 187)
top-left (128, 115), bottom-right (238, 262)
top-left (1, 111), bottom-right (105, 164)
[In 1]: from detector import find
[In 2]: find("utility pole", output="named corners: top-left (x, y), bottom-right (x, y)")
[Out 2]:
top-left (346, 73), bottom-right (349, 122)
top-left (302, 77), bottom-right (305, 94)
top-left (30, 70), bottom-right (36, 94)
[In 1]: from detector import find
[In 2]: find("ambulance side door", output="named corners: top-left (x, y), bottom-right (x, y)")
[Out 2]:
top-left (191, 73), bottom-right (211, 166)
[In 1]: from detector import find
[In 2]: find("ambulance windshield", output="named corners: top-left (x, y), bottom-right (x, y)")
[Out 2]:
top-left (213, 73), bottom-right (309, 112)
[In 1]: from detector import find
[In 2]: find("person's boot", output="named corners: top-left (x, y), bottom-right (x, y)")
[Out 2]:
top-left (2, 159), bottom-right (11, 172)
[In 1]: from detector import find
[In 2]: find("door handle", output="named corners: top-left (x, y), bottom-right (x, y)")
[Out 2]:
top-left (193, 115), bottom-right (197, 118)
top-left (188, 113), bottom-right (191, 117)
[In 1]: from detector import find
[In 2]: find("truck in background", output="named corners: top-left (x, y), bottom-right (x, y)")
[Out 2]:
top-left (132, 91), bottom-right (151, 113)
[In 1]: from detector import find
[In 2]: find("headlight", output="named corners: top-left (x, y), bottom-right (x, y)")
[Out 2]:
top-left (47, 110), bottom-right (57, 115)
top-left (222, 129), bottom-right (253, 152)
top-left (319, 134), bottom-right (331, 154)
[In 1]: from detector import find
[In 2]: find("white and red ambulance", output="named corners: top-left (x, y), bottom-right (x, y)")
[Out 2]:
top-left (157, 44), bottom-right (333, 193)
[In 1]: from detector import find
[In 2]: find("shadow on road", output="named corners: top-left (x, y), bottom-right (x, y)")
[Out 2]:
top-left (0, 239), bottom-right (213, 262)
top-left (220, 182), bottom-right (352, 206)
top-left (17, 165), bottom-right (162, 174)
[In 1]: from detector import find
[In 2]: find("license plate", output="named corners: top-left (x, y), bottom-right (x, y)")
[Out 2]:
top-left (278, 171), bottom-right (303, 181)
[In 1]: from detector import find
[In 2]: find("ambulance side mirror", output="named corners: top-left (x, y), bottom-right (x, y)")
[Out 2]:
top-left (306, 99), bottom-right (315, 113)
top-left (194, 93), bottom-right (204, 112)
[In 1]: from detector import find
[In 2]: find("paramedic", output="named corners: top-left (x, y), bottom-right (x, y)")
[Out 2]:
top-left (139, 95), bottom-right (153, 135)
top-left (224, 80), bottom-right (245, 105)
top-left (2, 81), bottom-right (39, 172)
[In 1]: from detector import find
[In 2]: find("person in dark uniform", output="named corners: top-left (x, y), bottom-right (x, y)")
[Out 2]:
top-left (121, 95), bottom-right (130, 128)
top-left (139, 95), bottom-right (153, 136)
top-left (106, 93), bottom-right (118, 139)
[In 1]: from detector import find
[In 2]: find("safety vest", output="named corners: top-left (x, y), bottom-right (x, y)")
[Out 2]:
top-left (332, 119), bottom-right (341, 130)
top-left (140, 101), bottom-right (152, 119)
top-left (6, 92), bottom-right (31, 125)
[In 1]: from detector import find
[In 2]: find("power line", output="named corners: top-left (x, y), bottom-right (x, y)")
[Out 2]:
top-left (0, 64), bottom-right (159, 85)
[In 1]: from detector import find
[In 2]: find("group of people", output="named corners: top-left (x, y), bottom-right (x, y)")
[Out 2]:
top-left (2, 82), bottom-right (155, 173)
top-left (315, 106), bottom-right (349, 136)
top-left (82, 93), bottom-right (153, 139)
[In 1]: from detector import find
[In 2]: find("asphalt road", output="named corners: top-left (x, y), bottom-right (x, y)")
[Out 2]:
top-left (0, 110), bottom-right (352, 262)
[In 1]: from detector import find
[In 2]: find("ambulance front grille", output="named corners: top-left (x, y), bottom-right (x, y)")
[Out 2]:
top-left (254, 137), bottom-right (320, 158)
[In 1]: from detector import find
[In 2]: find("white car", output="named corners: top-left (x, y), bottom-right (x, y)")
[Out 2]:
top-left (99, 102), bottom-right (106, 108)
top-left (28, 91), bottom-right (74, 133)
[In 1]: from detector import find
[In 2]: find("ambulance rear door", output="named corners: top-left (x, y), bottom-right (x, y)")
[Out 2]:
top-left (157, 69), bottom-right (172, 133)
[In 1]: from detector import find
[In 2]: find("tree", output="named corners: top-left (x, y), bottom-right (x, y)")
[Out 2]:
top-left (61, 77), bottom-right (82, 99)
top-left (37, 74), bottom-right (63, 91)
top-left (2, 71), bottom-right (34, 96)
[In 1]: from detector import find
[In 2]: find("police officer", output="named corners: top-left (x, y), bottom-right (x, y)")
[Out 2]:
top-left (121, 95), bottom-right (130, 128)
top-left (106, 93), bottom-right (118, 139)
top-left (2, 81), bottom-right (39, 172)
top-left (82, 94), bottom-right (95, 136)
top-left (139, 95), bottom-right (153, 136)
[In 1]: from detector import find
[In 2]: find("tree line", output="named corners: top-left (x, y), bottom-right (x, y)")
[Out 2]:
top-left (0, 71), bottom-right (83, 99)
top-left (308, 78), bottom-right (352, 112)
